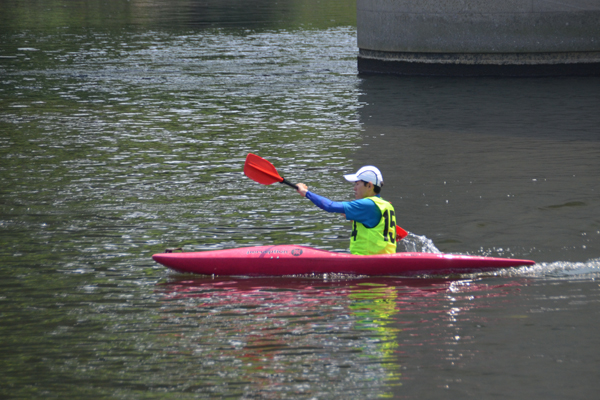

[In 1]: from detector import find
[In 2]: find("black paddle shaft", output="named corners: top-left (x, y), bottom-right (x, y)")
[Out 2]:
top-left (280, 178), bottom-right (298, 190)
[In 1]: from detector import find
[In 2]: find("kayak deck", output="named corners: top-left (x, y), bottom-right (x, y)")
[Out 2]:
top-left (152, 245), bottom-right (535, 276)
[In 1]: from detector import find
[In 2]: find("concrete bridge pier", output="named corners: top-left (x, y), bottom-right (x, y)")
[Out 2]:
top-left (357, 0), bottom-right (600, 76)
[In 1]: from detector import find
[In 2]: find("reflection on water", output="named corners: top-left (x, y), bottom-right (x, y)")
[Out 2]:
top-left (154, 277), bottom-right (484, 397)
top-left (152, 276), bottom-right (600, 399)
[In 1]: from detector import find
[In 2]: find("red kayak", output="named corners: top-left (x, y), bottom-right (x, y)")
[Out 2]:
top-left (152, 245), bottom-right (535, 276)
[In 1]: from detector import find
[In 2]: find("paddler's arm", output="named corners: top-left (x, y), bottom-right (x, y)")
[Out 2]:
top-left (296, 183), bottom-right (345, 214)
top-left (296, 184), bottom-right (380, 226)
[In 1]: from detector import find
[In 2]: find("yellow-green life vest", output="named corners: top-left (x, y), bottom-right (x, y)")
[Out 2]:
top-left (350, 196), bottom-right (397, 255)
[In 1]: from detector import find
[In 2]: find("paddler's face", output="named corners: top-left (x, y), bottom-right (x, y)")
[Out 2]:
top-left (353, 180), bottom-right (372, 200)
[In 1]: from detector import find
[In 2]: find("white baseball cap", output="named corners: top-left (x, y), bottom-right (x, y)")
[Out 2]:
top-left (344, 166), bottom-right (383, 187)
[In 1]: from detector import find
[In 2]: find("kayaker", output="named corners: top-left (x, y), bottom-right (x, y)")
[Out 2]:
top-left (296, 166), bottom-right (397, 255)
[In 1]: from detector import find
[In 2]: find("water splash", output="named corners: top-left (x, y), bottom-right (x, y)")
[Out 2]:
top-left (484, 258), bottom-right (600, 280)
top-left (528, 258), bottom-right (600, 278)
top-left (400, 232), bottom-right (441, 253)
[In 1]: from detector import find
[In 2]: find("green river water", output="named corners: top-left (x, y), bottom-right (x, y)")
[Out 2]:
top-left (2, 1), bottom-right (600, 399)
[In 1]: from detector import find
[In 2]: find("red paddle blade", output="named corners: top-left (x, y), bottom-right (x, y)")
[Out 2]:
top-left (244, 153), bottom-right (284, 185)
top-left (396, 226), bottom-right (408, 241)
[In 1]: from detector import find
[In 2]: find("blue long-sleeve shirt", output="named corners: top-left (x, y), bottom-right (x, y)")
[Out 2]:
top-left (305, 191), bottom-right (382, 228)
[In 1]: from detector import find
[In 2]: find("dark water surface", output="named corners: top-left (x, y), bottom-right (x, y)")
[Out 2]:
top-left (2, 1), bottom-right (600, 399)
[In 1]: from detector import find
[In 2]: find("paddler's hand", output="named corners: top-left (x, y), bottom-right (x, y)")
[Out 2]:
top-left (296, 183), bottom-right (308, 197)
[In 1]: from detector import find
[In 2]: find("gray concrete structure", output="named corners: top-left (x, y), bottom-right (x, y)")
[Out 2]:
top-left (357, 0), bottom-right (600, 76)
